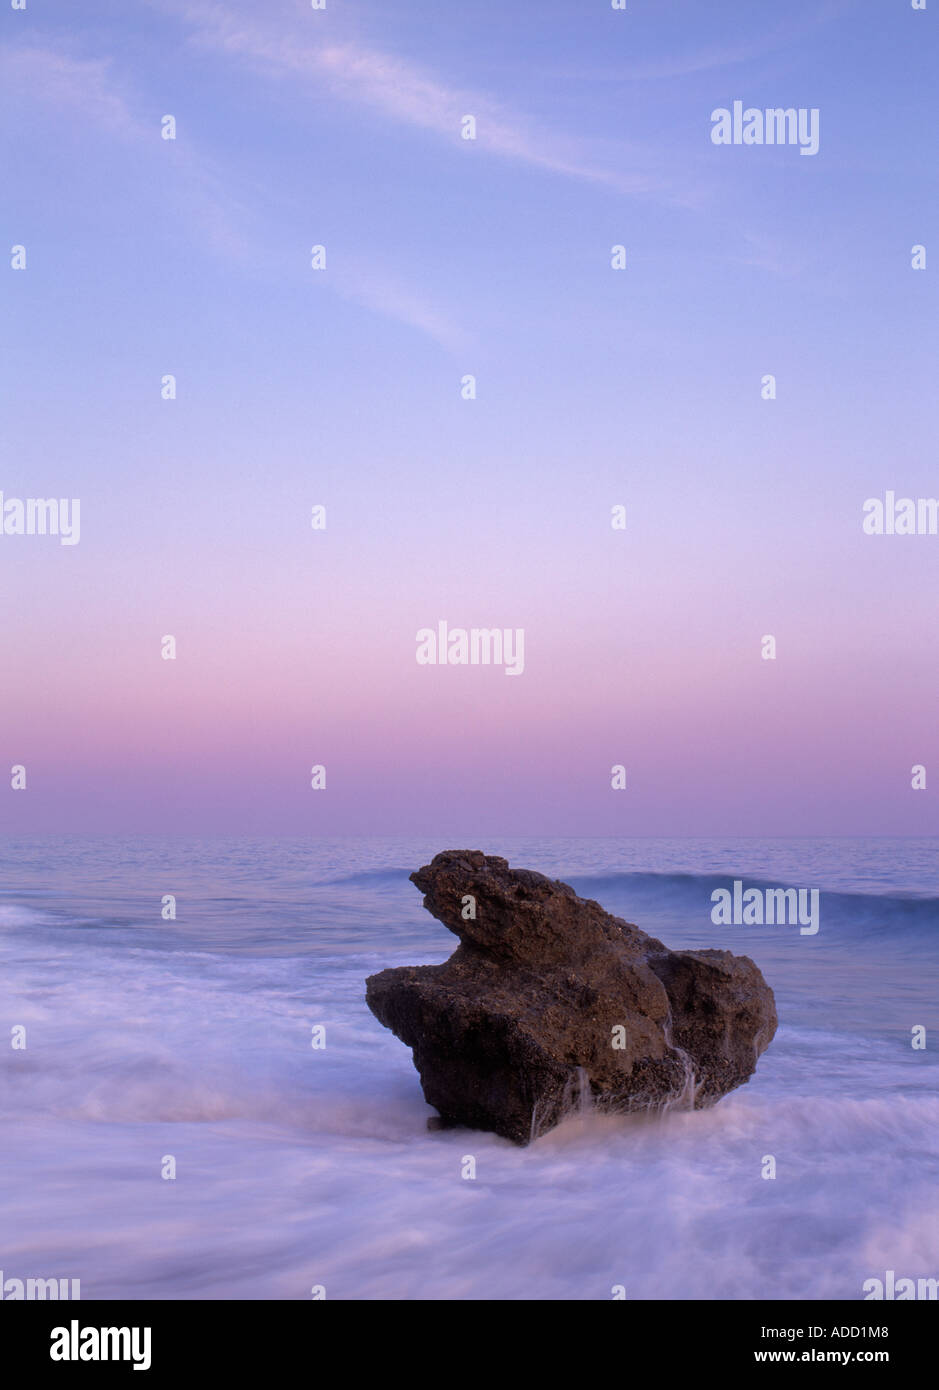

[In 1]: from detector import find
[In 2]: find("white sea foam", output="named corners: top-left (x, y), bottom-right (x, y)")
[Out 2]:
top-left (0, 835), bottom-right (937, 1299)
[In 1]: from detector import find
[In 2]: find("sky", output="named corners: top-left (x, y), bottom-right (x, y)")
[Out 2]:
top-left (1, 0), bottom-right (937, 836)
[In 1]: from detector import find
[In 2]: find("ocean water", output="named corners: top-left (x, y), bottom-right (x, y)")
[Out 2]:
top-left (1, 836), bottom-right (937, 1301)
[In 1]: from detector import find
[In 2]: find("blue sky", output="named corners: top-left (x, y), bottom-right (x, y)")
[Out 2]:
top-left (2, 0), bottom-right (937, 835)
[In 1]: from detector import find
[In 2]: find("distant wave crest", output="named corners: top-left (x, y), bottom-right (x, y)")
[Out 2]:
top-left (567, 870), bottom-right (939, 936)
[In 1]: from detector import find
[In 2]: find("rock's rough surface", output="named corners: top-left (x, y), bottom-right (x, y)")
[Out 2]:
top-left (366, 851), bottom-right (777, 1144)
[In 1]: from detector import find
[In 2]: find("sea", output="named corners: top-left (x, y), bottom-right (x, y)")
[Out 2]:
top-left (1, 836), bottom-right (937, 1301)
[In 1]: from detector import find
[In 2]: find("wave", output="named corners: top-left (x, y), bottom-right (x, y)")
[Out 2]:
top-left (565, 870), bottom-right (939, 937)
top-left (5, 864), bottom-right (937, 947)
top-left (308, 866), bottom-right (939, 938)
top-left (312, 868), bottom-right (413, 889)
top-left (0, 901), bottom-right (133, 933)
top-left (0, 903), bottom-right (61, 929)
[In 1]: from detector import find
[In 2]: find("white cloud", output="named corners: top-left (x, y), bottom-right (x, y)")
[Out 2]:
top-left (0, 46), bottom-right (147, 138)
top-left (152, 0), bottom-right (678, 199)
top-left (324, 261), bottom-right (468, 353)
top-left (2, 36), bottom-right (465, 349)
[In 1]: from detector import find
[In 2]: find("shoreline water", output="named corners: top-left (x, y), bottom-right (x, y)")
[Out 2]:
top-left (1, 836), bottom-right (937, 1299)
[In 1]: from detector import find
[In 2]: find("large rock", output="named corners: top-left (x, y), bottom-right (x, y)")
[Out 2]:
top-left (366, 850), bottom-right (777, 1145)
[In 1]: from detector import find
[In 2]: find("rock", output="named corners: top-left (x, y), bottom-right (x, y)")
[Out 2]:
top-left (365, 850), bottom-right (778, 1145)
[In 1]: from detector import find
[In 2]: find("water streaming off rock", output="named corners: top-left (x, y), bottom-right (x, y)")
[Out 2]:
top-left (1, 835), bottom-right (937, 1299)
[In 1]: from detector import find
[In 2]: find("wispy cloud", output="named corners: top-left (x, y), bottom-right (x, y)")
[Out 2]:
top-left (0, 45), bottom-right (147, 139)
top-left (560, 0), bottom-right (852, 83)
top-left (1, 41), bottom-right (261, 263)
top-left (149, 0), bottom-right (682, 201)
top-left (733, 231), bottom-right (808, 279)
top-left (335, 272), bottom-right (466, 352)
top-left (1, 37), bottom-right (465, 349)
